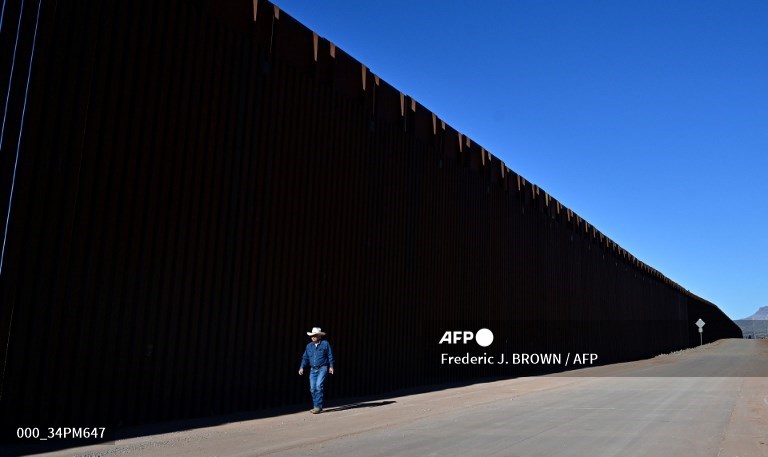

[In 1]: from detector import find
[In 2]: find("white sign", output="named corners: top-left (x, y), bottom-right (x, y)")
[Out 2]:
top-left (696, 319), bottom-right (705, 344)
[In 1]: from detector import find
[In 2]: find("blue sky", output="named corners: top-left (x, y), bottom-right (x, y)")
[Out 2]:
top-left (273, 0), bottom-right (767, 320)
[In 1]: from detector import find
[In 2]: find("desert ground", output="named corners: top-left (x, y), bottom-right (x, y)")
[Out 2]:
top-left (12, 338), bottom-right (768, 456)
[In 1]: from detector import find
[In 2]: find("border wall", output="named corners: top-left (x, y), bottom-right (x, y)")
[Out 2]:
top-left (0, 0), bottom-right (741, 435)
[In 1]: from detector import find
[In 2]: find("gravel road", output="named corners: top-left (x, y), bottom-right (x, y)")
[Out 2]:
top-left (11, 338), bottom-right (768, 457)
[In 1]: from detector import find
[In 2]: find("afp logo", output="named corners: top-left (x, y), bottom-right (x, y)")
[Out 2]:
top-left (439, 328), bottom-right (494, 347)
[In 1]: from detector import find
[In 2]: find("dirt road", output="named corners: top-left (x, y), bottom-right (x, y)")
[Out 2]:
top-left (18, 339), bottom-right (768, 456)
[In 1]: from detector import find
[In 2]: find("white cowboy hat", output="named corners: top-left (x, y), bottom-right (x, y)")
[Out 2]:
top-left (307, 327), bottom-right (326, 336)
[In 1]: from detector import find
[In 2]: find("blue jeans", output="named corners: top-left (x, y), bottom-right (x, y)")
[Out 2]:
top-left (309, 366), bottom-right (328, 409)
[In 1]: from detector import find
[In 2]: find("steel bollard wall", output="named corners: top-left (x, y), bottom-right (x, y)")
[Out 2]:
top-left (0, 0), bottom-right (741, 435)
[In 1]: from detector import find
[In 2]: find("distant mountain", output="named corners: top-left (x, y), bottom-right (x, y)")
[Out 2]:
top-left (736, 307), bottom-right (768, 338)
top-left (741, 306), bottom-right (768, 320)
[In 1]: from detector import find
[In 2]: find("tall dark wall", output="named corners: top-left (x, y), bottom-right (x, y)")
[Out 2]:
top-left (0, 0), bottom-right (741, 434)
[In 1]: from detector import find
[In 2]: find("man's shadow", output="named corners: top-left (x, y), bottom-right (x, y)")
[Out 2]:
top-left (323, 401), bottom-right (396, 413)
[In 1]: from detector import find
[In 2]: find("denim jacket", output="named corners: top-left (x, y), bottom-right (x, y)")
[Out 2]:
top-left (300, 339), bottom-right (335, 369)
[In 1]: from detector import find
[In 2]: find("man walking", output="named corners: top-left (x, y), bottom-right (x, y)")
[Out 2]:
top-left (298, 327), bottom-right (335, 414)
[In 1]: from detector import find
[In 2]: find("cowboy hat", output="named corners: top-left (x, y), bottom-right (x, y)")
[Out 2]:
top-left (307, 327), bottom-right (326, 336)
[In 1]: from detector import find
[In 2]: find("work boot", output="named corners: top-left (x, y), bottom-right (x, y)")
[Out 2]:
top-left (310, 408), bottom-right (322, 414)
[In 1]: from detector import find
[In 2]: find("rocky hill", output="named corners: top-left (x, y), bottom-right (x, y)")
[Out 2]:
top-left (735, 306), bottom-right (768, 338)
top-left (741, 306), bottom-right (768, 320)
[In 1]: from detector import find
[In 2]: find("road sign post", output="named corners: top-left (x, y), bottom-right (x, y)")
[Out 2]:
top-left (695, 319), bottom-right (705, 346)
